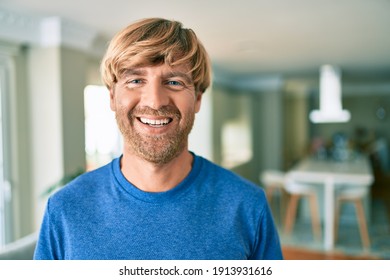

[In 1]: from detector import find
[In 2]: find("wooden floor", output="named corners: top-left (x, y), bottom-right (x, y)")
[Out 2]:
top-left (282, 246), bottom-right (380, 260)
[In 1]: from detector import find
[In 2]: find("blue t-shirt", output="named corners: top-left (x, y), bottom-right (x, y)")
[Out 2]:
top-left (34, 154), bottom-right (283, 259)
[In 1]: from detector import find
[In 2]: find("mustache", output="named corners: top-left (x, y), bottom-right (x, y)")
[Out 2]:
top-left (128, 105), bottom-right (181, 119)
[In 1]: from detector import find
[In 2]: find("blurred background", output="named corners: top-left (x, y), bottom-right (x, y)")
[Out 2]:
top-left (0, 0), bottom-right (389, 259)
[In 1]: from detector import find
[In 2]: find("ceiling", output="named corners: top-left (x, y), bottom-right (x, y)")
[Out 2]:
top-left (1, 0), bottom-right (390, 78)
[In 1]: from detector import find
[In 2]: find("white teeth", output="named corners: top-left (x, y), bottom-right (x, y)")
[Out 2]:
top-left (140, 117), bottom-right (170, 126)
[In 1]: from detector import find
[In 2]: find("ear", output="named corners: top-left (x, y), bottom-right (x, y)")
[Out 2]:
top-left (109, 88), bottom-right (116, 111)
top-left (194, 91), bottom-right (203, 113)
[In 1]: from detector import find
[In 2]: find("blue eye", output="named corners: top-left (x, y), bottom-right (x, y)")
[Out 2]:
top-left (125, 79), bottom-right (144, 88)
top-left (167, 80), bottom-right (182, 86)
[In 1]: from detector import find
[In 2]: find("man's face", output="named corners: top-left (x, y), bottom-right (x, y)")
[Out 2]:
top-left (110, 63), bottom-right (202, 165)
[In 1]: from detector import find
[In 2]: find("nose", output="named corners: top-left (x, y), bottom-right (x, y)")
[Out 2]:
top-left (141, 82), bottom-right (170, 110)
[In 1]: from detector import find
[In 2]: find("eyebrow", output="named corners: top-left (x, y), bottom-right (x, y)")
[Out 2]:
top-left (122, 68), bottom-right (147, 77)
top-left (163, 71), bottom-right (193, 85)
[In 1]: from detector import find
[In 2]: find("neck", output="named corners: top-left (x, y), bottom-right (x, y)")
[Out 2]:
top-left (120, 148), bottom-right (194, 192)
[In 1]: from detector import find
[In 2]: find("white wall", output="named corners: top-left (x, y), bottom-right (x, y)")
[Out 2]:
top-left (28, 46), bottom-right (64, 229)
top-left (189, 89), bottom-right (213, 161)
top-left (27, 46), bottom-right (88, 230)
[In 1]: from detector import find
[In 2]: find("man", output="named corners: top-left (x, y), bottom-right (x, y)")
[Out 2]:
top-left (34, 18), bottom-right (283, 260)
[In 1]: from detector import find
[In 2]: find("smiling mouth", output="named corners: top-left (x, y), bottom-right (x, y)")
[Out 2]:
top-left (138, 117), bottom-right (173, 127)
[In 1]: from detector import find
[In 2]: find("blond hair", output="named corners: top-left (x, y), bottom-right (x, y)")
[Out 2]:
top-left (100, 18), bottom-right (211, 93)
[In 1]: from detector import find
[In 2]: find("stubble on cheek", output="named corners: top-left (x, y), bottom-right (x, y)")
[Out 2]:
top-left (115, 105), bottom-right (195, 165)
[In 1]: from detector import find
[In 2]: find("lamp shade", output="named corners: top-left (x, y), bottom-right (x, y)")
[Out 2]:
top-left (309, 65), bottom-right (351, 123)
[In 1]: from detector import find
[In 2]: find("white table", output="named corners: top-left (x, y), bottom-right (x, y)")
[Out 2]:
top-left (285, 156), bottom-right (374, 251)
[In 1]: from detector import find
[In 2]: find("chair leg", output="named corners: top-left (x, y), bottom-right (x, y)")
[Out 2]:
top-left (279, 189), bottom-right (288, 226)
top-left (284, 194), bottom-right (300, 235)
top-left (266, 186), bottom-right (280, 223)
top-left (354, 199), bottom-right (371, 250)
top-left (265, 187), bottom-right (274, 203)
top-left (266, 187), bottom-right (276, 219)
top-left (308, 193), bottom-right (321, 240)
top-left (334, 198), bottom-right (341, 244)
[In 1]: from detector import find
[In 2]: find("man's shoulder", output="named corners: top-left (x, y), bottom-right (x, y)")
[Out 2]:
top-left (48, 160), bottom-right (114, 204)
top-left (196, 155), bottom-right (265, 198)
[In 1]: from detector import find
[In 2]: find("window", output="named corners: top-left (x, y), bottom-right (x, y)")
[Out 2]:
top-left (220, 92), bottom-right (253, 169)
top-left (84, 85), bottom-right (122, 171)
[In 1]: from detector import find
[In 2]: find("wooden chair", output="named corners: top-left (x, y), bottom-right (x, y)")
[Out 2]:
top-left (259, 170), bottom-right (287, 223)
top-left (334, 184), bottom-right (371, 250)
top-left (283, 176), bottom-right (322, 241)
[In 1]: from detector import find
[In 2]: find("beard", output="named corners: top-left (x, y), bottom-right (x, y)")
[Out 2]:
top-left (115, 105), bottom-right (195, 165)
